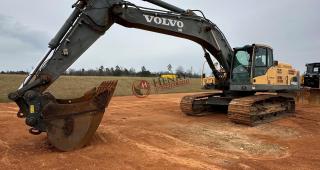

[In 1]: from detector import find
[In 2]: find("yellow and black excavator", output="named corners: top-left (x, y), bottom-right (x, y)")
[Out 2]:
top-left (9, 0), bottom-right (300, 151)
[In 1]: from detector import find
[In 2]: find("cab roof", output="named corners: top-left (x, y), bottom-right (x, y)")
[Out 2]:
top-left (306, 63), bottom-right (320, 66)
top-left (233, 44), bottom-right (273, 51)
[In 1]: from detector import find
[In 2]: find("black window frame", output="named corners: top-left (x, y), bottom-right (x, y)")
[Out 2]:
top-left (253, 46), bottom-right (273, 78)
top-left (231, 47), bottom-right (253, 84)
top-left (267, 48), bottom-right (274, 67)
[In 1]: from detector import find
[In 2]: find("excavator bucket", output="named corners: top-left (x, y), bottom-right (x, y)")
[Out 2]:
top-left (41, 81), bottom-right (118, 151)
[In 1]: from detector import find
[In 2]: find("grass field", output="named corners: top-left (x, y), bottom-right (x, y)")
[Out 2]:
top-left (0, 74), bottom-right (205, 103)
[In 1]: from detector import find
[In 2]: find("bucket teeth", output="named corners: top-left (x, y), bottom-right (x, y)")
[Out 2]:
top-left (43, 80), bottom-right (118, 151)
top-left (94, 80), bottom-right (118, 110)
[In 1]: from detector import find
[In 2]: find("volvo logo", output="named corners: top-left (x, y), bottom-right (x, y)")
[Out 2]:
top-left (143, 14), bottom-right (184, 32)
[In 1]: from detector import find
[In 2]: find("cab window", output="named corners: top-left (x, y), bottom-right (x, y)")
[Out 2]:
top-left (254, 47), bottom-right (267, 77)
top-left (255, 48), bottom-right (267, 67)
top-left (307, 65), bottom-right (313, 73)
top-left (232, 49), bottom-right (252, 84)
top-left (267, 48), bottom-right (273, 67)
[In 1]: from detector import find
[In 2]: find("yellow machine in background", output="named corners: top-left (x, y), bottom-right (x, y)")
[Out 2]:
top-left (201, 60), bottom-right (216, 89)
top-left (160, 74), bottom-right (177, 80)
top-left (201, 61), bottom-right (226, 89)
top-left (201, 76), bottom-right (215, 89)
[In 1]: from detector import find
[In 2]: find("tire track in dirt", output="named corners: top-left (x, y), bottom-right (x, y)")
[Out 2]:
top-left (0, 139), bottom-right (12, 167)
top-left (166, 123), bottom-right (291, 160)
top-left (5, 106), bottom-right (18, 111)
top-left (0, 111), bottom-right (17, 114)
top-left (93, 125), bottom-right (225, 169)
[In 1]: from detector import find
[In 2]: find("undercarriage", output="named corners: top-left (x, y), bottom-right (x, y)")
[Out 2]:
top-left (180, 92), bottom-right (296, 126)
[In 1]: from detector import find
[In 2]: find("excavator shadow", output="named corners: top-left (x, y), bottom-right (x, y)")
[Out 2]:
top-left (197, 105), bottom-right (229, 116)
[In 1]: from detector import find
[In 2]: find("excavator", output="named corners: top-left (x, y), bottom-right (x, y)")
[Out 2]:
top-left (8, 0), bottom-right (300, 151)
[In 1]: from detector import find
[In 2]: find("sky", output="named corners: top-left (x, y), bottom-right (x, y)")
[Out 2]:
top-left (0, 0), bottom-right (319, 74)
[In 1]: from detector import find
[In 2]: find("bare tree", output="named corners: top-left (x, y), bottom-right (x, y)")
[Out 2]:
top-left (176, 66), bottom-right (185, 75)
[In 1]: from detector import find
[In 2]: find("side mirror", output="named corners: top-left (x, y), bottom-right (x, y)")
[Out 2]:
top-left (202, 74), bottom-right (206, 78)
top-left (273, 60), bottom-right (279, 66)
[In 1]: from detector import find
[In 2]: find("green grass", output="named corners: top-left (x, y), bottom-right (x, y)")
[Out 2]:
top-left (0, 74), bottom-right (205, 103)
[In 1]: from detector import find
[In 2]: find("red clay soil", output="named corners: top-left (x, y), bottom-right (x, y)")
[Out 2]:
top-left (0, 93), bottom-right (319, 170)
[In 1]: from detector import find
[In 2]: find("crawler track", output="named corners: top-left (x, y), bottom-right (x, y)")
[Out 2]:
top-left (180, 93), bottom-right (296, 126)
top-left (228, 94), bottom-right (295, 126)
top-left (180, 93), bottom-right (218, 116)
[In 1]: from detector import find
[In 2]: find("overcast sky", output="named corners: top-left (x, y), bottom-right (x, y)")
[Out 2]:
top-left (0, 0), bottom-right (319, 73)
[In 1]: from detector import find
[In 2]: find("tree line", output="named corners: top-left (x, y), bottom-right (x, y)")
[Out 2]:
top-left (1, 65), bottom-right (201, 78)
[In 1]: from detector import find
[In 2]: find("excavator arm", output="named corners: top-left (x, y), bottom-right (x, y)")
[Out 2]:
top-left (9, 0), bottom-right (234, 151)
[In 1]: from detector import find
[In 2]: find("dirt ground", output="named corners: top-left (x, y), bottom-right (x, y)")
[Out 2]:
top-left (0, 93), bottom-right (320, 170)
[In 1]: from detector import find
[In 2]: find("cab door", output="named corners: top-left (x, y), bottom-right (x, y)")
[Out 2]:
top-left (231, 48), bottom-right (253, 85)
top-left (253, 46), bottom-right (273, 78)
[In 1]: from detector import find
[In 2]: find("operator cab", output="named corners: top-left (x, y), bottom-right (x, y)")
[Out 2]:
top-left (231, 44), bottom-right (274, 86)
top-left (306, 63), bottom-right (320, 74)
top-left (304, 63), bottom-right (320, 88)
